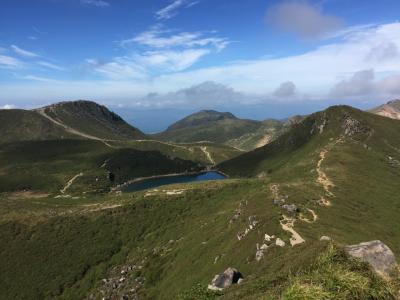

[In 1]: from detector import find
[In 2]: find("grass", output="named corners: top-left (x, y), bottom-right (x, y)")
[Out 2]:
top-left (1, 105), bottom-right (400, 299)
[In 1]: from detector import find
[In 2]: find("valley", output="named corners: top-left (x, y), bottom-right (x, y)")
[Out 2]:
top-left (1, 100), bottom-right (400, 299)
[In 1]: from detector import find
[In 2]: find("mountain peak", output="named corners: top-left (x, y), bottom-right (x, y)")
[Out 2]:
top-left (370, 99), bottom-right (400, 120)
top-left (35, 100), bottom-right (145, 140)
top-left (166, 110), bottom-right (238, 131)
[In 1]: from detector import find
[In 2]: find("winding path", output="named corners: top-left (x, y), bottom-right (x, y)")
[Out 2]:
top-left (280, 215), bottom-right (305, 246)
top-left (316, 149), bottom-right (334, 197)
top-left (37, 108), bottom-right (115, 148)
top-left (61, 172), bottom-right (84, 194)
top-left (200, 146), bottom-right (215, 165)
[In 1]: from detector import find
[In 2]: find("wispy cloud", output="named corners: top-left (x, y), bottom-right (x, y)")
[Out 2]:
top-left (81, 0), bottom-right (110, 7)
top-left (155, 0), bottom-right (199, 20)
top-left (37, 61), bottom-right (66, 71)
top-left (86, 58), bottom-right (146, 80)
top-left (98, 28), bottom-right (229, 79)
top-left (19, 75), bottom-right (62, 83)
top-left (11, 45), bottom-right (40, 58)
top-left (4, 23), bottom-right (400, 108)
top-left (86, 48), bottom-right (211, 79)
top-left (0, 54), bottom-right (23, 69)
top-left (122, 28), bottom-right (229, 51)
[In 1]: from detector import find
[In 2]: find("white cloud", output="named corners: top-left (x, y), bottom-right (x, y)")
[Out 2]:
top-left (0, 54), bottom-right (23, 69)
top-left (86, 58), bottom-right (146, 79)
top-left (330, 70), bottom-right (375, 97)
top-left (19, 75), bottom-right (62, 83)
top-left (136, 81), bottom-right (249, 108)
top-left (11, 45), bottom-right (40, 58)
top-left (0, 104), bottom-right (16, 109)
top-left (103, 28), bottom-right (229, 78)
top-left (136, 49), bottom-right (210, 72)
top-left (87, 48), bottom-right (210, 78)
top-left (122, 29), bottom-right (229, 51)
top-left (273, 81), bottom-right (297, 98)
top-left (3, 23), bottom-right (400, 108)
top-left (365, 42), bottom-right (399, 62)
top-left (37, 61), bottom-right (66, 71)
top-left (266, 1), bottom-right (342, 39)
top-left (331, 69), bottom-right (400, 98)
top-left (81, 0), bottom-right (110, 7)
top-left (155, 0), bottom-right (199, 20)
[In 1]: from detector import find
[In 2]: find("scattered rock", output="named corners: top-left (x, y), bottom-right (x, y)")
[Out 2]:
top-left (342, 116), bottom-right (370, 136)
top-left (257, 171), bottom-right (267, 178)
top-left (264, 234), bottom-right (275, 242)
top-left (345, 240), bottom-right (397, 278)
top-left (320, 236), bottom-right (332, 241)
top-left (275, 238), bottom-right (286, 247)
top-left (255, 249), bottom-right (264, 261)
top-left (273, 198), bottom-right (285, 206)
top-left (282, 204), bottom-right (298, 213)
top-left (208, 267), bottom-right (243, 291)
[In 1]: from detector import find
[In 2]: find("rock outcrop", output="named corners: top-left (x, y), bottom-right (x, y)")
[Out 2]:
top-left (345, 240), bottom-right (397, 278)
top-left (208, 267), bottom-right (243, 291)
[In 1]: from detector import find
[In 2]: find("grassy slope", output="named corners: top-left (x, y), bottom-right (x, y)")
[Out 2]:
top-left (0, 139), bottom-right (200, 194)
top-left (0, 109), bottom-right (77, 144)
top-left (41, 100), bottom-right (146, 140)
top-left (0, 177), bottom-right (398, 299)
top-left (155, 110), bottom-right (287, 151)
top-left (155, 118), bottom-right (262, 144)
top-left (0, 138), bottom-right (241, 194)
top-left (1, 106), bottom-right (400, 299)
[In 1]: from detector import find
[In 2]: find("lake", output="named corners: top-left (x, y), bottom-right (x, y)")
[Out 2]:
top-left (121, 171), bottom-right (227, 193)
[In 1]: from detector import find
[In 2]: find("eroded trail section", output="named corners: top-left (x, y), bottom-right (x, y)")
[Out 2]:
top-left (200, 146), bottom-right (215, 165)
top-left (316, 149), bottom-right (334, 197)
top-left (61, 173), bottom-right (84, 194)
top-left (280, 215), bottom-right (305, 246)
top-left (37, 108), bottom-right (114, 148)
top-left (300, 209), bottom-right (318, 223)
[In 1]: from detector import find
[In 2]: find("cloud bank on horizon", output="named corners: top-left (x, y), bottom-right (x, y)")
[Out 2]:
top-left (0, 0), bottom-right (400, 110)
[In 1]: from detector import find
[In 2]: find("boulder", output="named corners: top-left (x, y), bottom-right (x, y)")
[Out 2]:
top-left (320, 236), bottom-right (332, 241)
top-left (282, 204), bottom-right (297, 213)
top-left (276, 238), bottom-right (286, 247)
top-left (345, 240), bottom-right (397, 278)
top-left (208, 267), bottom-right (243, 291)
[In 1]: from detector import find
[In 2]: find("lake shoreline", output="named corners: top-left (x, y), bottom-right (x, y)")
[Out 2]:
top-left (112, 169), bottom-right (228, 193)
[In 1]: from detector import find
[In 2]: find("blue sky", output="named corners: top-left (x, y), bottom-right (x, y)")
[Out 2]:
top-left (1, 0), bottom-right (400, 131)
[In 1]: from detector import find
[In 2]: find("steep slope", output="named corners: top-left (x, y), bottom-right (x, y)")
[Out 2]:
top-left (36, 100), bottom-right (146, 141)
top-left (218, 106), bottom-right (388, 177)
top-left (0, 139), bottom-right (200, 194)
top-left (0, 109), bottom-right (77, 144)
top-left (154, 110), bottom-right (284, 150)
top-left (370, 99), bottom-right (400, 120)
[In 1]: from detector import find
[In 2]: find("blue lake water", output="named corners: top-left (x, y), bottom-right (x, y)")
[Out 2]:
top-left (121, 171), bottom-right (226, 193)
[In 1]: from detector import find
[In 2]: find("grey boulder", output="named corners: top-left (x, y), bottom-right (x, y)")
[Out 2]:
top-left (345, 240), bottom-right (397, 278)
top-left (208, 267), bottom-right (243, 291)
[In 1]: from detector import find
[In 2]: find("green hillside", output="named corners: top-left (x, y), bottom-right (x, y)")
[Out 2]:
top-left (1, 105), bottom-right (400, 299)
top-left (0, 109), bottom-right (78, 144)
top-left (0, 139), bottom-right (202, 194)
top-left (154, 110), bottom-right (284, 150)
top-left (36, 100), bottom-right (146, 141)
